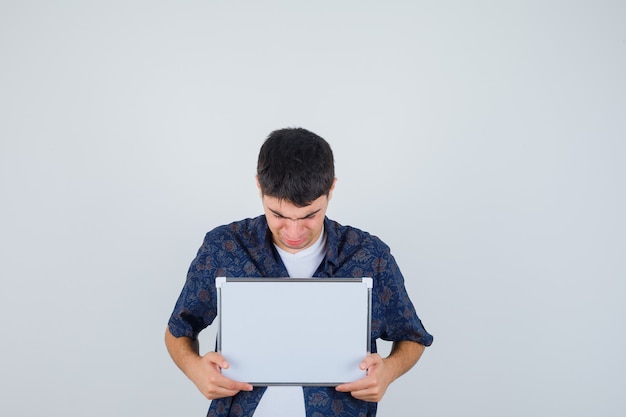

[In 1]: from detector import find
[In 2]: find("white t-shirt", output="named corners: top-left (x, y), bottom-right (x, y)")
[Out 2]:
top-left (253, 229), bottom-right (327, 417)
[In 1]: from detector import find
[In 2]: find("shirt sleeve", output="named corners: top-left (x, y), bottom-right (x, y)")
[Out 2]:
top-left (373, 247), bottom-right (433, 347)
top-left (167, 233), bottom-right (219, 339)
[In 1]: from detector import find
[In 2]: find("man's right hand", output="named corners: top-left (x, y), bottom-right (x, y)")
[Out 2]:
top-left (189, 351), bottom-right (254, 400)
top-left (165, 327), bottom-right (253, 400)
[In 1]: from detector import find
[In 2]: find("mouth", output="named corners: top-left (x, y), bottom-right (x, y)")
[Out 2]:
top-left (284, 238), bottom-right (305, 247)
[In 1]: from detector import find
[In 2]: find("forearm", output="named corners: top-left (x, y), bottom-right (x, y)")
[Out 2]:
top-left (383, 340), bottom-right (425, 382)
top-left (164, 326), bottom-right (201, 379)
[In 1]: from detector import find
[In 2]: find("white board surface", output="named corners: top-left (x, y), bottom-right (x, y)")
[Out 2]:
top-left (216, 277), bottom-right (372, 386)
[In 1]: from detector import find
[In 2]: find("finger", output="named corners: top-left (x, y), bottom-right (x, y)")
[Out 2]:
top-left (209, 369), bottom-right (253, 391)
top-left (360, 353), bottom-right (382, 371)
top-left (204, 374), bottom-right (253, 399)
top-left (231, 381), bottom-right (254, 392)
top-left (213, 380), bottom-right (254, 396)
top-left (335, 382), bottom-right (351, 392)
top-left (204, 351), bottom-right (229, 368)
top-left (335, 378), bottom-right (367, 393)
top-left (205, 385), bottom-right (249, 400)
top-left (347, 380), bottom-right (384, 403)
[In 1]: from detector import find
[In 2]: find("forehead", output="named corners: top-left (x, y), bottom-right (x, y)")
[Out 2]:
top-left (262, 195), bottom-right (327, 216)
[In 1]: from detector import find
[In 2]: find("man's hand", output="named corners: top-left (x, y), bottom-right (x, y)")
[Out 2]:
top-left (335, 341), bottom-right (425, 403)
top-left (188, 351), bottom-right (254, 400)
top-left (335, 353), bottom-right (392, 402)
top-left (164, 327), bottom-right (253, 400)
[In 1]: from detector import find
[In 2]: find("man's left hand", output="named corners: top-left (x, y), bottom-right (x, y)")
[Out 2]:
top-left (335, 353), bottom-right (392, 403)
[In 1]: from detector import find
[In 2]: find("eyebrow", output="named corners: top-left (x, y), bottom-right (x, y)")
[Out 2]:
top-left (268, 208), bottom-right (322, 221)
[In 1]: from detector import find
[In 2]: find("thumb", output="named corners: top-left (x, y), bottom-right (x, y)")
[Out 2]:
top-left (205, 351), bottom-right (229, 369)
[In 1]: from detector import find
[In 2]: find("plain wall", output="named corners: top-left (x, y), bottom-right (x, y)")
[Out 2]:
top-left (1, 1), bottom-right (624, 416)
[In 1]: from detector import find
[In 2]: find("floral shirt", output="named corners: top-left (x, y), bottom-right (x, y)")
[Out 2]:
top-left (168, 216), bottom-right (433, 417)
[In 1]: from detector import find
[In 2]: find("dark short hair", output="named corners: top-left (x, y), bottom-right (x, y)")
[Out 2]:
top-left (257, 127), bottom-right (335, 207)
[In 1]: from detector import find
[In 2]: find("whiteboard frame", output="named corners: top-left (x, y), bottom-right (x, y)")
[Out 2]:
top-left (216, 277), bottom-right (372, 386)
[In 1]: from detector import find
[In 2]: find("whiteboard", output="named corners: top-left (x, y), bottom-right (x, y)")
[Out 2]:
top-left (216, 277), bottom-right (372, 386)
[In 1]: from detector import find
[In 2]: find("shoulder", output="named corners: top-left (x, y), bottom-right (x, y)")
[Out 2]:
top-left (200, 216), bottom-right (268, 252)
top-left (205, 216), bottom-right (267, 239)
top-left (325, 217), bottom-right (391, 257)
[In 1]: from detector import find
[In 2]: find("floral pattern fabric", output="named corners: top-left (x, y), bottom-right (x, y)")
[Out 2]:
top-left (168, 216), bottom-right (433, 417)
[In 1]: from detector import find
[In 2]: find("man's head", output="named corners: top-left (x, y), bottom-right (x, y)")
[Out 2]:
top-left (256, 127), bottom-right (336, 253)
top-left (256, 127), bottom-right (335, 207)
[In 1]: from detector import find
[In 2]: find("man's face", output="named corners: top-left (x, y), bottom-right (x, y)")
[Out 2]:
top-left (260, 192), bottom-right (332, 254)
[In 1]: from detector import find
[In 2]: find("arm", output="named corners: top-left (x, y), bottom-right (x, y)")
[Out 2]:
top-left (164, 326), bottom-right (253, 400)
top-left (335, 340), bottom-right (425, 402)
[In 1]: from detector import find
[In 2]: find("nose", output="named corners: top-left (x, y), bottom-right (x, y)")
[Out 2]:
top-left (285, 218), bottom-right (304, 236)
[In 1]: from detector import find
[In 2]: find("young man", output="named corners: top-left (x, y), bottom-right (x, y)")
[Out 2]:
top-left (165, 127), bottom-right (433, 417)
